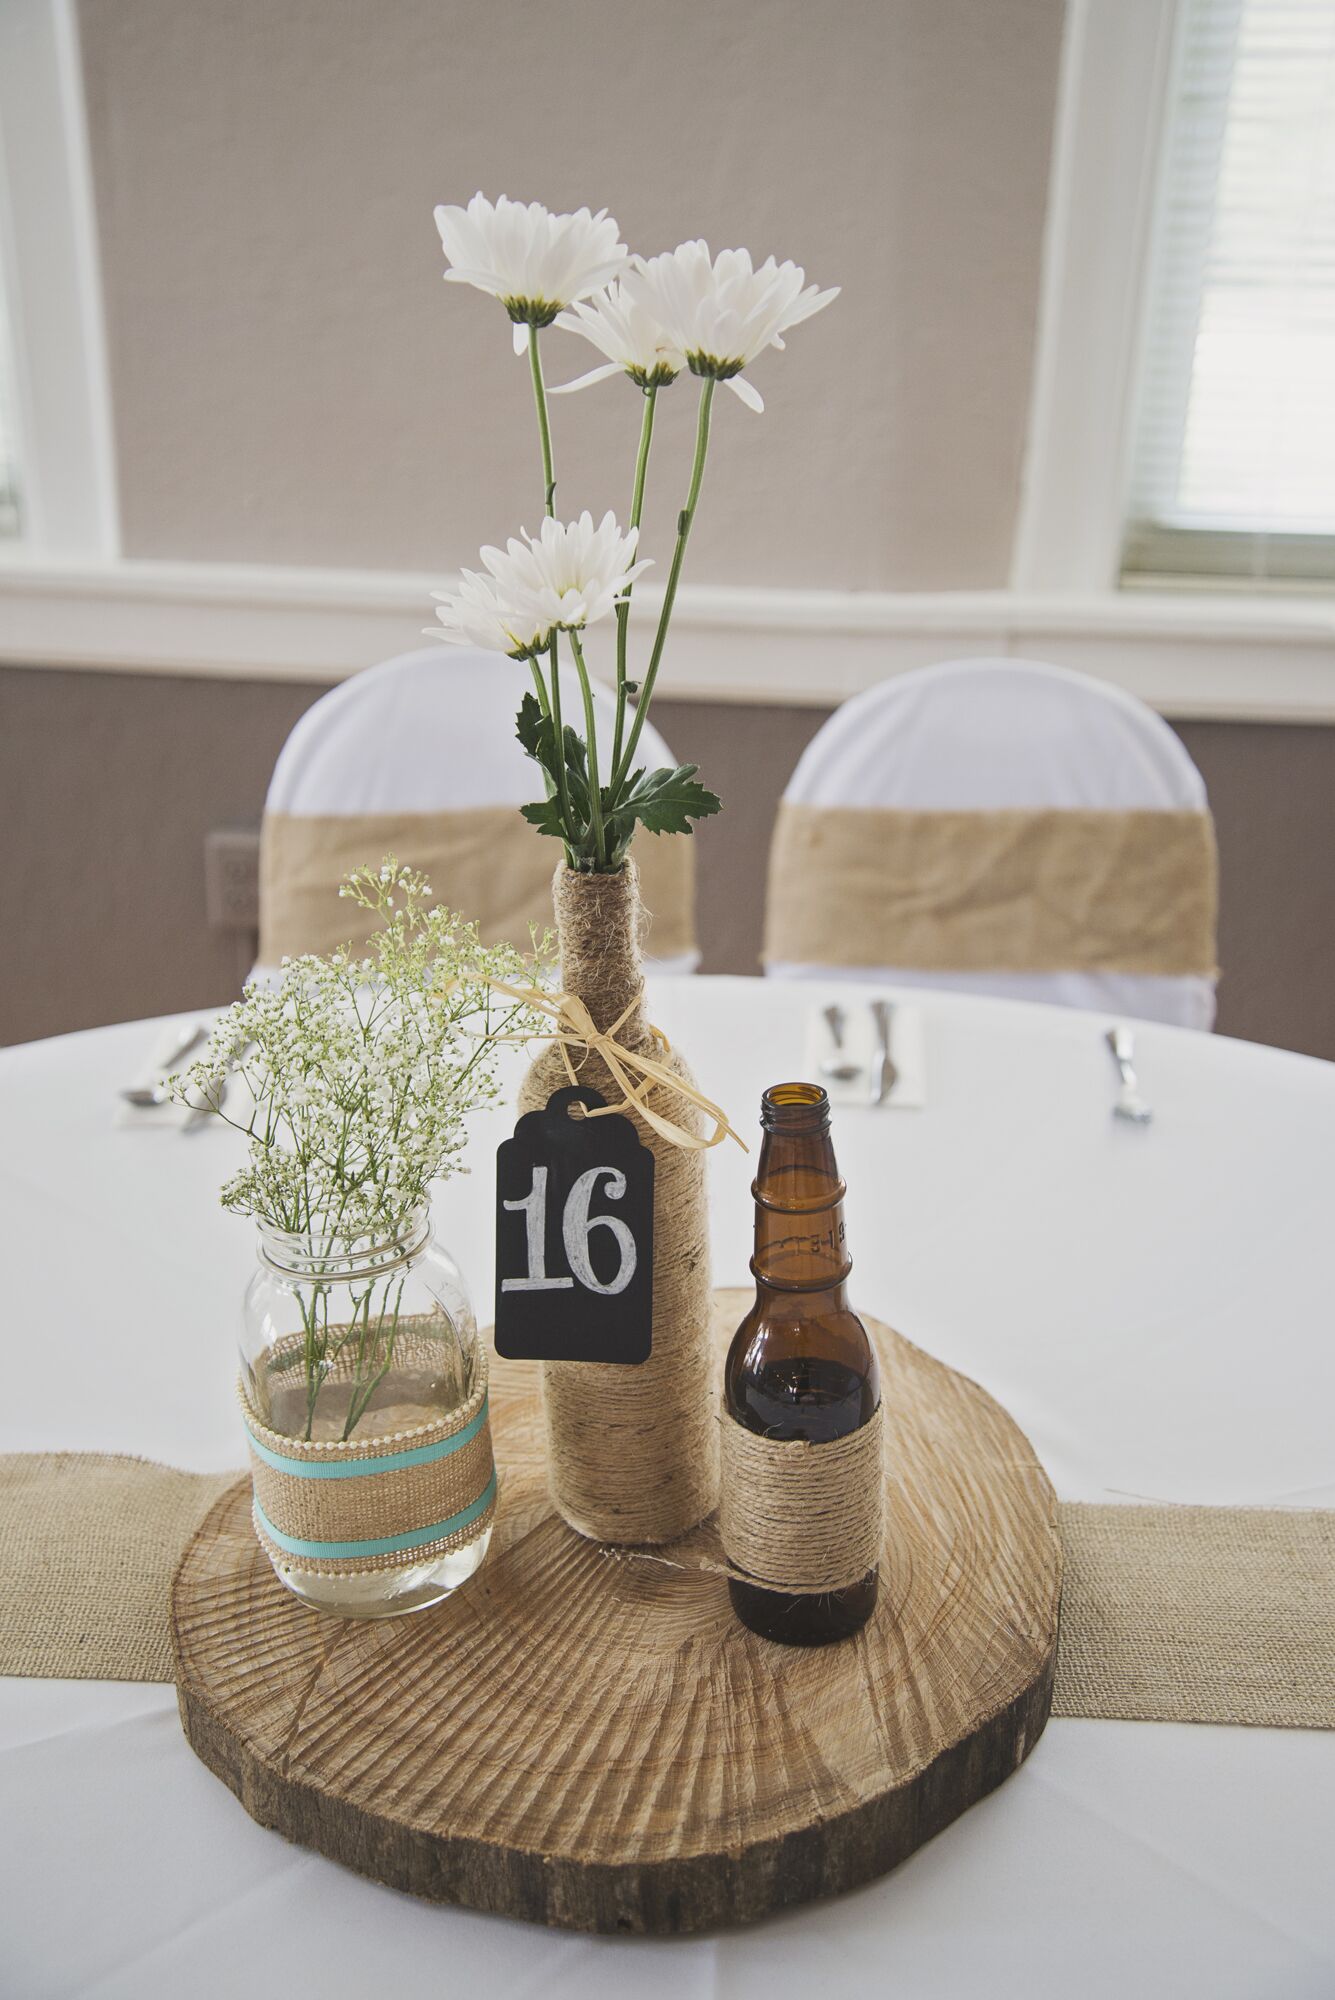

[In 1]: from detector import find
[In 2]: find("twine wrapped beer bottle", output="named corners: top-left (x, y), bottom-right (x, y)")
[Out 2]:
top-left (721, 1082), bottom-right (883, 1645)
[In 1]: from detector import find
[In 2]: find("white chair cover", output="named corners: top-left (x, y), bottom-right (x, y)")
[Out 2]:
top-left (765, 658), bottom-right (1217, 1028)
top-left (257, 647), bottom-right (699, 973)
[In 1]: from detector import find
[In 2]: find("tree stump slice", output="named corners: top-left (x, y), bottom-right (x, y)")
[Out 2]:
top-left (171, 1291), bottom-right (1061, 1934)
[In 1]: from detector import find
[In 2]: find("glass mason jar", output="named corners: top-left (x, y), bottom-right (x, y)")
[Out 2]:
top-left (240, 1202), bottom-right (492, 1618)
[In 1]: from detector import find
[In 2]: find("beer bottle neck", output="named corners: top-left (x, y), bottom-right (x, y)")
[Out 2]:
top-left (751, 1084), bottom-right (852, 1295)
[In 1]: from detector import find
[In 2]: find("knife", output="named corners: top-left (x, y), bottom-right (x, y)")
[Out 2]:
top-left (869, 999), bottom-right (898, 1106)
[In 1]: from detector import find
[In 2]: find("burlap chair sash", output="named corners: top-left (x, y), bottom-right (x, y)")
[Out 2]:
top-left (259, 807), bottom-right (696, 964)
top-left (764, 803), bottom-right (1218, 975)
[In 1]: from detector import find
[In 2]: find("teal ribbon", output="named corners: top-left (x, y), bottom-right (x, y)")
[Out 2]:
top-left (245, 1395), bottom-right (488, 1480)
top-left (252, 1469), bottom-right (497, 1562)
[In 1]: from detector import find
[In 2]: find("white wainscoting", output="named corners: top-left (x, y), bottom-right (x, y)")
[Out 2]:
top-left (1, 557), bottom-right (1333, 723)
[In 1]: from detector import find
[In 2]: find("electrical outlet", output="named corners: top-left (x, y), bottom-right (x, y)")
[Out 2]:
top-left (204, 827), bottom-right (261, 933)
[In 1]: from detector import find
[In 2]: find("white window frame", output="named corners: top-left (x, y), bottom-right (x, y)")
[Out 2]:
top-left (0, 0), bottom-right (118, 559)
top-left (1011, 0), bottom-right (1184, 595)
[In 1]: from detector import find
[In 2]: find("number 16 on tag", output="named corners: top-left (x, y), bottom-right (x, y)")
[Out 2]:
top-left (494, 1087), bottom-right (654, 1364)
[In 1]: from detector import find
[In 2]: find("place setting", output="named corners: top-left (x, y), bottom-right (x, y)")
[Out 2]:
top-left (802, 997), bottom-right (926, 1109)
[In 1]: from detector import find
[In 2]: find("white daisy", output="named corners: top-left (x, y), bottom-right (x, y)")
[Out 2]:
top-left (551, 281), bottom-right (686, 394)
top-left (623, 241), bottom-right (838, 411)
top-left (426, 566), bottom-right (549, 659)
top-left (428, 511), bottom-right (650, 658)
top-left (434, 194), bottom-right (630, 354)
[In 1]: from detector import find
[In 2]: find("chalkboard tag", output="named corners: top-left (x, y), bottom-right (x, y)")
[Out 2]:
top-left (495, 1086), bottom-right (654, 1365)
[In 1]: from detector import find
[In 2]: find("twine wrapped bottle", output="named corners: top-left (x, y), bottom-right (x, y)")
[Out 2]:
top-left (720, 1082), bottom-right (882, 1644)
top-left (518, 858), bottom-right (718, 1544)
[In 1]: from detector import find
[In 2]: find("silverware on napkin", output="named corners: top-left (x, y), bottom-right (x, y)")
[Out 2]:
top-left (870, 999), bottom-right (898, 1106)
top-left (1107, 1025), bottom-right (1152, 1125)
top-left (120, 1021), bottom-right (209, 1106)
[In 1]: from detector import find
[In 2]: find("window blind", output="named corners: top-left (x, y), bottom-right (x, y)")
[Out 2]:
top-left (1124, 0), bottom-right (1335, 584)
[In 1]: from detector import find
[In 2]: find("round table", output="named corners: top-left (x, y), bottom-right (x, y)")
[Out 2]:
top-left (2, 977), bottom-right (1333, 1998)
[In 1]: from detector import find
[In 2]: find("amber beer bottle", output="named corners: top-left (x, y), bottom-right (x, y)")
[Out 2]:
top-left (724, 1082), bottom-right (880, 1645)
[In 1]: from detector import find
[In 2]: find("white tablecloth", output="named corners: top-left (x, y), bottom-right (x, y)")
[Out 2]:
top-left (2, 978), bottom-right (1333, 1998)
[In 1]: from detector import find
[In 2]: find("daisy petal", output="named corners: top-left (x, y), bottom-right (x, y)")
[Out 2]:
top-left (724, 375), bottom-right (765, 412)
top-left (549, 362), bottom-right (623, 394)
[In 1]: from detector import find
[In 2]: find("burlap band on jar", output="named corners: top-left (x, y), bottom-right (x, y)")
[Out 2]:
top-left (259, 808), bottom-right (696, 965)
top-left (240, 1343), bottom-right (496, 1576)
top-left (719, 1403), bottom-right (885, 1593)
top-left (764, 804), bottom-right (1219, 975)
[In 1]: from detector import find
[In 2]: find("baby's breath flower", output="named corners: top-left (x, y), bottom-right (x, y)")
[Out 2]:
top-left (170, 857), bottom-right (554, 1243)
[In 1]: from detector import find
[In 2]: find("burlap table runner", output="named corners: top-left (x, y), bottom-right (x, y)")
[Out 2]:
top-left (1053, 1501), bottom-right (1335, 1729)
top-left (0, 1453), bottom-right (239, 1682)
top-left (2, 1452), bottom-right (1331, 1724)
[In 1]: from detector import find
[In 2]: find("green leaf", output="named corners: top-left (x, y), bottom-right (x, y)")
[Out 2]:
top-left (516, 691), bottom-right (547, 762)
top-left (517, 697), bottom-right (598, 846)
top-left (519, 797), bottom-right (569, 839)
top-left (617, 764), bottom-right (723, 837)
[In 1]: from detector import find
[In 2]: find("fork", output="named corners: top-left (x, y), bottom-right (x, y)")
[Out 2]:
top-left (1106, 1026), bottom-right (1152, 1125)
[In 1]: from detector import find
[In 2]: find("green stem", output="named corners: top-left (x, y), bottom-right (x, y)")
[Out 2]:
top-left (567, 627), bottom-right (607, 870)
top-left (343, 1274), bottom-right (405, 1440)
top-left (546, 635), bottom-right (578, 866)
top-left (528, 657), bottom-right (550, 718)
top-left (526, 327), bottom-right (576, 863)
top-left (300, 1287), bottom-right (324, 1441)
top-left (611, 377), bottom-right (715, 797)
top-left (528, 324), bottom-right (556, 517)
top-left (612, 383), bottom-right (659, 776)
top-left (527, 625), bottom-right (578, 859)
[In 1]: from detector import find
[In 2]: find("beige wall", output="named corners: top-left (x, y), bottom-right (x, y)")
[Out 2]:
top-left (78, 0), bottom-right (1064, 589)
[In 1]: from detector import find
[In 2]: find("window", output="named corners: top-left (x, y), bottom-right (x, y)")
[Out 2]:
top-left (1124, 0), bottom-right (1335, 586)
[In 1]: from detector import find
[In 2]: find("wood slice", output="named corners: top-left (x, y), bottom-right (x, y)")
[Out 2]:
top-left (171, 1291), bottom-right (1061, 1934)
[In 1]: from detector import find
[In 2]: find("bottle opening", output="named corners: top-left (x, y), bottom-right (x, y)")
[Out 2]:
top-left (760, 1081), bottom-right (832, 1135)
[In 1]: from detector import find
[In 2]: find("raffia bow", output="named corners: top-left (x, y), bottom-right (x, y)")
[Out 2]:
top-left (480, 977), bottom-right (746, 1153)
